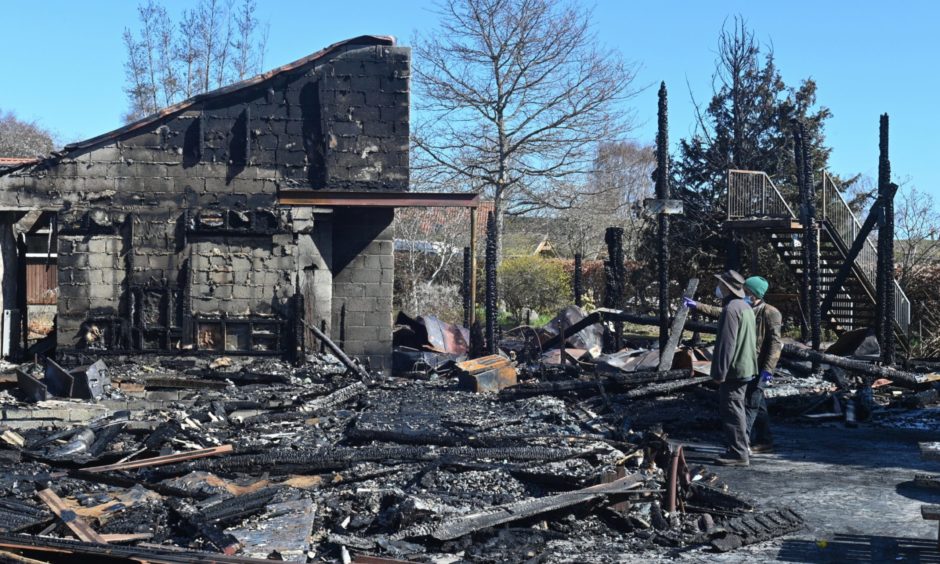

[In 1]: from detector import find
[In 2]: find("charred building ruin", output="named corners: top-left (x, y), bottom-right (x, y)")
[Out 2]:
top-left (0, 35), bottom-right (409, 372)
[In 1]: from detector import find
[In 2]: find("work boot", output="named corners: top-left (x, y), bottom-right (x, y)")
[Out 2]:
top-left (714, 453), bottom-right (749, 467)
top-left (750, 442), bottom-right (774, 454)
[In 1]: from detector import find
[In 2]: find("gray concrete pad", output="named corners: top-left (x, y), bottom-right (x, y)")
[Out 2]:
top-left (641, 422), bottom-right (940, 562)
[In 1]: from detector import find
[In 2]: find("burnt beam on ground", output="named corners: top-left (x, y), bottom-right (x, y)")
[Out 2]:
top-left (782, 344), bottom-right (924, 387)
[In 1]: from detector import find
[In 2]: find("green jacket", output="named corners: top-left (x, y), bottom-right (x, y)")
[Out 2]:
top-left (699, 301), bottom-right (782, 374)
top-left (709, 297), bottom-right (758, 383)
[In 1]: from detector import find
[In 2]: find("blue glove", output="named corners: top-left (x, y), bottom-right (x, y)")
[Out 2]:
top-left (760, 370), bottom-right (773, 383)
top-left (683, 297), bottom-right (697, 309)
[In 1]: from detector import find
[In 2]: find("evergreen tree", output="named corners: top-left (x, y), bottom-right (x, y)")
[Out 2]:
top-left (662, 18), bottom-right (833, 278)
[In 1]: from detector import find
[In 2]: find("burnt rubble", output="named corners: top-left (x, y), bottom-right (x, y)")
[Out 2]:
top-left (0, 307), bottom-right (937, 562)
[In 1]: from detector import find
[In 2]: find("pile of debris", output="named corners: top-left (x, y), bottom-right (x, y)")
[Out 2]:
top-left (0, 346), bottom-right (806, 563)
top-left (0, 305), bottom-right (936, 562)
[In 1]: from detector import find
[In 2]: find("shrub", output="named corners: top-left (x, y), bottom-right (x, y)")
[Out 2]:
top-left (500, 256), bottom-right (571, 324)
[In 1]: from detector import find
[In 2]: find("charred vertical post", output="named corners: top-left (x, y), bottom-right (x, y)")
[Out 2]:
top-left (485, 212), bottom-right (498, 355)
top-left (604, 227), bottom-right (626, 350)
top-left (290, 292), bottom-right (305, 365)
top-left (462, 246), bottom-right (472, 328)
top-left (801, 123), bottom-right (821, 358)
top-left (655, 82), bottom-right (671, 353)
top-left (792, 123), bottom-right (809, 342)
top-left (793, 120), bottom-right (821, 364)
top-left (877, 114), bottom-right (896, 365)
top-left (573, 253), bottom-right (583, 308)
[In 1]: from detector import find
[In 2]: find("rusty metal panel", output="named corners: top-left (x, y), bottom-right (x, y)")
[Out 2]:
top-left (26, 261), bottom-right (57, 305)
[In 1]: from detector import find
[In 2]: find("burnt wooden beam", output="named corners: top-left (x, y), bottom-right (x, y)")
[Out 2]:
top-left (307, 322), bottom-right (370, 380)
top-left (597, 308), bottom-right (717, 334)
top-left (658, 278), bottom-right (699, 371)
top-left (81, 444), bottom-right (233, 473)
top-left (782, 344), bottom-right (925, 387)
top-left (407, 473), bottom-right (642, 541)
top-left (36, 489), bottom-right (107, 544)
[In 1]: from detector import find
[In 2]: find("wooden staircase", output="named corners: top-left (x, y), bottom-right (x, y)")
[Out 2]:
top-left (726, 170), bottom-right (910, 341)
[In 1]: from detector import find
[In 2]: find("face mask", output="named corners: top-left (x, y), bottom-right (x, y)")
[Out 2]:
top-left (744, 296), bottom-right (753, 305)
top-left (715, 285), bottom-right (724, 299)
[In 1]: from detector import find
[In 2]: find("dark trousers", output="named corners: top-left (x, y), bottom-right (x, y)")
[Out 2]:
top-left (745, 378), bottom-right (772, 445)
top-left (719, 378), bottom-right (750, 461)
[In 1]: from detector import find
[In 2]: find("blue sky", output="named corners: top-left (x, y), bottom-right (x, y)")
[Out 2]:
top-left (1, 0), bottom-right (937, 199)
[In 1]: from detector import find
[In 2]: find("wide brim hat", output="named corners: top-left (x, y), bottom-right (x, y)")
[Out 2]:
top-left (714, 270), bottom-right (746, 298)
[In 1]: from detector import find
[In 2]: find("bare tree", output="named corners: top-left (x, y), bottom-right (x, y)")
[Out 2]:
top-left (0, 110), bottom-right (56, 157)
top-left (393, 207), bottom-right (469, 318)
top-left (552, 141), bottom-right (655, 259)
top-left (412, 0), bottom-right (640, 264)
top-left (122, 0), bottom-right (267, 122)
top-left (896, 185), bottom-right (940, 289)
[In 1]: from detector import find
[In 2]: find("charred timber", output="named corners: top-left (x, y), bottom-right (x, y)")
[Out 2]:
top-left (156, 445), bottom-right (592, 477)
top-left (781, 344), bottom-right (924, 387)
top-left (802, 123), bottom-right (822, 361)
top-left (198, 487), bottom-right (279, 525)
top-left (397, 473), bottom-right (642, 541)
top-left (792, 122), bottom-right (810, 342)
top-left (307, 322), bottom-right (370, 380)
top-left (877, 113), bottom-right (896, 365)
top-left (656, 82), bottom-right (671, 352)
top-left (612, 375), bottom-right (711, 400)
top-left (499, 369), bottom-right (692, 400)
top-left (598, 309), bottom-right (718, 334)
top-left (657, 278), bottom-right (698, 371)
top-left (485, 212), bottom-right (498, 355)
top-left (0, 533), bottom-right (272, 564)
top-left (604, 227), bottom-right (627, 350)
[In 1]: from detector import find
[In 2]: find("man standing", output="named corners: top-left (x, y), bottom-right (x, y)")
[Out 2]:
top-left (701, 270), bottom-right (757, 467)
top-left (687, 276), bottom-right (781, 452)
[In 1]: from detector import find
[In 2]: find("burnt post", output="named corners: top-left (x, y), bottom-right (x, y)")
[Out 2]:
top-left (462, 246), bottom-right (472, 328)
top-left (876, 114), bottom-right (896, 365)
top-left (654, 82), bottom-right (671, 353)
top-left (573, 253), bottom-right (583, 308)
top-left (793, 121), bottom-right (821, 362)
top-left (643, 84), bottom-right (683, 352)
top-left (290, 292), bottom-right (305, 365)
top-left (485, 211), bottom-right (498, 354)
top-left (603, 227), bottom-right (626, 350)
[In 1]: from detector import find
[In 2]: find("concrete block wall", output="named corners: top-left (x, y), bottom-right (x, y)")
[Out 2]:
top-left (57, 234), bottom-right (124, 346)
top-left (331, 207), bottom-right (394, 373)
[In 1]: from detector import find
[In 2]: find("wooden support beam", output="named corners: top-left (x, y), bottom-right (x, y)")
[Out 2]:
top-left (658, 278), bottom-right (699, 371)
top-left (36, 489), bottom-right (108, 544)
top-left (81, 444), bottom-right (233, 473)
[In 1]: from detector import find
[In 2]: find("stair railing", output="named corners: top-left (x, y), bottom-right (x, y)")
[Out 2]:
top-left (820, 172), bottom-right (911, 334)
top-left (727, 170), bottom-right (795, 219)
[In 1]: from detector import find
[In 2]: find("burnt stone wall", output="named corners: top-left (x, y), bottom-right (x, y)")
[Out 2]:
top-left (0, 41), bottom-right (409, 365)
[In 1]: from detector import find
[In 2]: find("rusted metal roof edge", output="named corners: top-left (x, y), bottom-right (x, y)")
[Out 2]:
top-left (60, 35), bottom-right (396, 155)
top-left (278, 191), bottom-right (481, 208)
